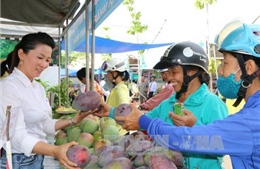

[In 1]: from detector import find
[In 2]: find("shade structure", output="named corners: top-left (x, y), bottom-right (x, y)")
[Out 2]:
top-left (63, 35), bottom-right (173, 53)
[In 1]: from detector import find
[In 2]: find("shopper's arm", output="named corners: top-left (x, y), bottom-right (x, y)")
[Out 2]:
top-left (139, 113), bottom-right (253, 155)
top-left (142, 85), bottom-right (174, 110)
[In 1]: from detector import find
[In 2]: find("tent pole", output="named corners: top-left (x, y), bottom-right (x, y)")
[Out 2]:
top-left (85, 0), bottom-right (90, 92)
top-left (65, 31), bottom-right (69, 107)
top-left (91, 0), bottom-right (95, 91)
top-left (58, 26), bottom-right (61, 106)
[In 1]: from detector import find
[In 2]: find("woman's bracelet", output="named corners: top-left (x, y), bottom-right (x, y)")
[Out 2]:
top-left (69, 118), bottom-right (76, 127)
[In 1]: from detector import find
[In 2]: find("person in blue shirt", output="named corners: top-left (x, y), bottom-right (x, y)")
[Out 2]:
top-left (95, 41), bottom-right (228, 168)
top-left (115, 19), bottom-right (260, 169)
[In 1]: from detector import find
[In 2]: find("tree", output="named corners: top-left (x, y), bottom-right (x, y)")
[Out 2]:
top-left (194, 0), bottom-right (219, 92)
top-left (194, 0), bottom-right (218, 9)
top-left (123, 0), bottom-right (148, 37)
top-left (123, 0), bottom-right (148, 81)
top-left (58, 51), bottom-right (87, 68)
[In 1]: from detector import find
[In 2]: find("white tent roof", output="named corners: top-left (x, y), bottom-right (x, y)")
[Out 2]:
top-left (0, 18), bottom-right (60, 39)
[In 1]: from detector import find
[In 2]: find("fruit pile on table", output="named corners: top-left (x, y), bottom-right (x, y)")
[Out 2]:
top-left (55, 115), bottom-right (184, 169)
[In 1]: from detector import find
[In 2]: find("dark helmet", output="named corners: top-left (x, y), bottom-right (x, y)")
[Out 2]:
top-left (154, 41), bottom-right (209, 100)
top-left (153, 41), bottom-right (209, 72)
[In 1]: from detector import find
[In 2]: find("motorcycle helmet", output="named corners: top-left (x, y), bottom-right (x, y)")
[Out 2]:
top-left (153, 41), bottom-right (209, 72)
top-left (214, 18), bottom-right (260, 107)
top-left (215, 18), bottom-right (260, 57)
top-left (153, 41), bottom-right (209, 99)
top-left (101, 58), bottom-right (126, 72)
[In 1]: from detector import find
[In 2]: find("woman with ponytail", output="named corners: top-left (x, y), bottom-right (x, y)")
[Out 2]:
top-left (100, 58), bottom-right (130, 107)
top-left (0, 32), bottom-right (96, 169)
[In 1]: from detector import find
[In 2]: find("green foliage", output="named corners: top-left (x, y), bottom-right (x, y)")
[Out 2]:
top-left (101, 53), bottom-right (112, 61)
top-left (123, 0), bottom-right (134, 6)
top-left (123, 0), bottom-right (148, 64)
top-left (208, 57), bottom-right (221, 74)
top-left (126, 12), bottom-right (148, 35)
top-left (0, 39), bottom-right (19, 61)
top-left (36, 78), bottom-right (73, 112)
top-left (194, 0), bottom-right (218, 9)
top-left (103, 27), bottom-right (110, 31)
top-left (123, 0), bottom-right (148, 36)
top-left (59, 51), bottom-right (87, 68)
top-left (49, 78), bottom-right (73, 109)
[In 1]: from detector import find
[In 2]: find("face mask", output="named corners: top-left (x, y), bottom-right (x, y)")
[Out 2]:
top-left (103, 78), bottom-right (114, 91)
top-left (217, 68), bottom-right (241, 99)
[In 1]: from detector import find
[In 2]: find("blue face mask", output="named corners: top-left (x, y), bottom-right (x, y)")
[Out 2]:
top-left (217, 69), bottom-right (241, 99)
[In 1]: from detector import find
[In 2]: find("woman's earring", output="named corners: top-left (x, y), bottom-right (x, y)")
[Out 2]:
top-left (19, 60), bottom-right (24, 65)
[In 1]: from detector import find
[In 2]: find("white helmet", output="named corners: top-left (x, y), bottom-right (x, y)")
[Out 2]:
top-left (101, 58), bottom-right (126, 72)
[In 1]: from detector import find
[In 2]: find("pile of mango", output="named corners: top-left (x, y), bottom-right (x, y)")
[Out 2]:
top-left (55, 115), bottom-right (184, 169)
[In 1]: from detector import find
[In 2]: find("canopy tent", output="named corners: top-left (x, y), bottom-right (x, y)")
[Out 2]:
top-left (60, 69), bottom-right (78, 77)
top-left (62, 35), bottom-right (173, 53)
top-left (60, 68), bottom-right (102, 77)
top-left (0, 0), bottom-right (85, 39)
top-left (1, 0), bottom-right (80, 25)
top-left (0, 18), bottom-right (61, 40)
top-left (1, 0), bottom-right (173, 53)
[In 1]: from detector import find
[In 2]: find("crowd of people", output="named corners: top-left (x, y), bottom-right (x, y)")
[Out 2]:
top-left (95, 41), bottom-right (229, 169)
top-left (0, 18), bottom-right (259, 169)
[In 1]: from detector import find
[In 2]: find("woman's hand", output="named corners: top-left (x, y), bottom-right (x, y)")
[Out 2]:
top-left (72, 108), bottom-right (99, 124)
top-left (93, 101), bottom-right (111, 117)
top-left (115, 103), bottom-right (143, 130)
top-left (53, 141), bottom-right (80, 169)
top-left (169, 109), bottom-right (197, 127)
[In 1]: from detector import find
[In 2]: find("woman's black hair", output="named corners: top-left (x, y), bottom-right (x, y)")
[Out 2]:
top-left (0, 32), bottom-right (55, 77)
top-left (183, 65), bottom-right (210, 86)
top-left (231, 52), bottom-right (260, 80)
top-left (76, 67), bottom-right (99, 83)
top-left (230, 52), bottom-right (260, 67)
top-left (0, 52), bottom-right (13, 77)
top-left (117, 70), bottom-right (130, 81)
top-left (76, 67), bottom-right (86, 81)
top-left (244, 55), bottom-right (260, 80)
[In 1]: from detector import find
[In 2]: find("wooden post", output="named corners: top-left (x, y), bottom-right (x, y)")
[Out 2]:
top-left (6, 105), bottom-right (12, 169)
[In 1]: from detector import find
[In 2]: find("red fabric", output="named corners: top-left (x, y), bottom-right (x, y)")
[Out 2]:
top-left (142, 83), bottom-right (174, 110)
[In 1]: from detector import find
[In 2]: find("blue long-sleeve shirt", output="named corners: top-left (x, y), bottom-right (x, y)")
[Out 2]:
top-left (146, 83), bottom-right (228, 169)
top-left (139, 90), bottom-right (260, 169)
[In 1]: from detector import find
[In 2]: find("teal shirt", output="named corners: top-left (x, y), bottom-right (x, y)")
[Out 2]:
top-left (146, 83), bottom-right (228, 169)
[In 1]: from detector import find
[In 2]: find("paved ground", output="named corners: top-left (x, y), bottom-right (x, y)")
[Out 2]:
top-left (44, 135), bottom-right (60, 169)
top-left (43, 156), bottom-right (60, 169)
